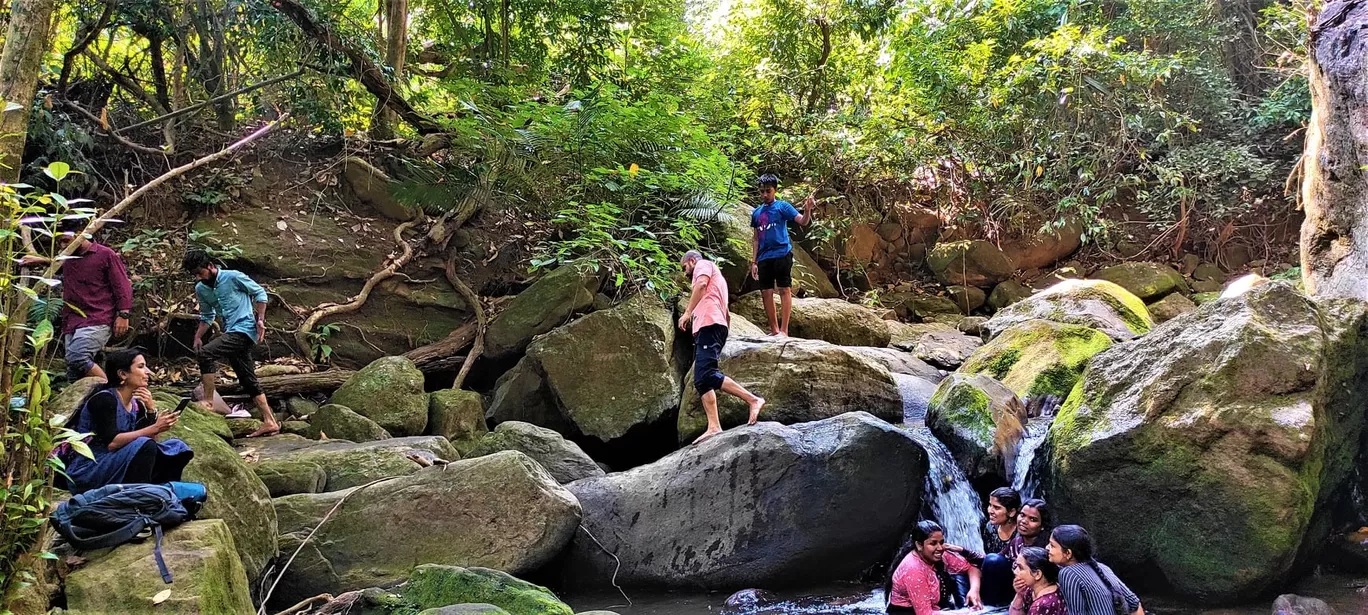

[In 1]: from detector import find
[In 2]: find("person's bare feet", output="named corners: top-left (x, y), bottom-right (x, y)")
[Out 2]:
top-left (692, 428), bottom-right (723, 445)
top-left (767, 329), bottom-right (781, 336)
top-left (247, 421), bottom-right (280, 438)
top-left (748, 397), bottom-right (766, 425)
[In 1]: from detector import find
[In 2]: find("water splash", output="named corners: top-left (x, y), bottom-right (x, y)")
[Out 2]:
top-left (1011, 417), bottom-right (1052, 498)
top-left (893, 374), bottom-right (985, 553)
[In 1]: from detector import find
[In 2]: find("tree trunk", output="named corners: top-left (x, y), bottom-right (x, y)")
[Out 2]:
top-left (0, 0), bottom-right (58, 183)
top-left (370, 0), bottom-right (407, 139)
top-left (1301, 0), bottom-right (1368, 299)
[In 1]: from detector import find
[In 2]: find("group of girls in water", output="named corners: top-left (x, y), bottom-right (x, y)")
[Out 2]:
top-left (885, 487), bottom-right (1144, 615)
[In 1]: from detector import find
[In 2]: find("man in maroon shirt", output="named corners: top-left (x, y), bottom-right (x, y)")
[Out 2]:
top-left (23, 217), bottom-right (133, 381)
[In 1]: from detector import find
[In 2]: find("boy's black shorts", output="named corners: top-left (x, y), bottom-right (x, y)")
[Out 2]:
top-left (756, 252), bottom-right (794, 289)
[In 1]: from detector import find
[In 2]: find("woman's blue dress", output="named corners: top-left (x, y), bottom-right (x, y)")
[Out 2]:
top-left (66, 390), bottom-right (194, 493)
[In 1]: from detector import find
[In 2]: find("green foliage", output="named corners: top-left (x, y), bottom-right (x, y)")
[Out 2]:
top-left (306, 323), bottom-right (340, 363)
top-left (1, 166), bottom-right (97, 609)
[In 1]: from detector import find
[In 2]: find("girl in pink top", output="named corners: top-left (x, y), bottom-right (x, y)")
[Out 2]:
top-left (885, 521), bottom-right (984, 614)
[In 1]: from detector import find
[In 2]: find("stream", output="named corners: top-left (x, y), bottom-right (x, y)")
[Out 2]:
top-left (564, 375), bottom-right (1367, 614)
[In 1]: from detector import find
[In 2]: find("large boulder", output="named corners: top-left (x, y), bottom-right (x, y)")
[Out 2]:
top-left (1147, 292), bottom-right (1197, 323)
top-left (988, 280), bottom-right (1033, 311)
top-left (1090, 261), bottom-right (1188, 301)
top-left (51, 376), bottom-right (104, 424)
top-left (485, 357), bottom-right (573, 434)
top-left (245, 434), bottom-right (458, 496)
top-left (163, 398), bottom-right (277, 582)
top-left (1044, 283), bottom-right (1368, 601)
top-left (65, 520), bottom-right (253, 615)
top-left (732, 294), bottom-right (892, 347)
top-left (330, 356), bottom-right (429, 436)
top-left (1002, 218), bottom-right (1084, 271)
top-left (928, 240), bottom-right (1016, 288)
top-left (306, 404), bottom-right (391, 442)
top-left (525, 295), bottom-right (680, 444)
top-left (402, 565), bottom-right (574, 615)
top-left (272, 451), bottom-right (581, 603)
top-left (464, 421), bottom-right (604, 484)
top-left (925, 373), bottom-right (1026, 482)
top-left (342, 157), bottom-right (417, 221)
top-left (429, 389), bottom-right (489, 453)
top-left (563, 413), bottom-right (928, 588)
top-left (960, 319), bottom-right (1112, 400)
top-left (985, 279), bottom-right (1152, 342)
top-left (484, 265), bottom-right (600, 359)
top-left (677, 337), bottom-right (904, 443)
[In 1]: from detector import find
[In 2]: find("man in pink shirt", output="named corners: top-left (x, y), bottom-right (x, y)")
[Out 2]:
top-left (678, 250), bottom-right (765, 444)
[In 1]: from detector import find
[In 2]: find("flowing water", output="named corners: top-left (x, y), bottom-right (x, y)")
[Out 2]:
top-left (1011, 416), bottom-right (1052, 498)
top-left (894, 373), bottom-right (985, 553)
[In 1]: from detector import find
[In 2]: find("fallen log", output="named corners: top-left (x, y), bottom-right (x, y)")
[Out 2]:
top-left (221, 322), bottom-right (478, 396)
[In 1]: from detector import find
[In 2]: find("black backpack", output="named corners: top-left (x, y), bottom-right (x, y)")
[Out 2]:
top-left (50, 482), bottom-right (207, 583)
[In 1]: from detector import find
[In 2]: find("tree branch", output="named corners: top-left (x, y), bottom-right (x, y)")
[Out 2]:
top-left (61, 99), bottom-right (168, 155)
top-left (114, 68), bottom-right (305, 134)
top-left (58, 0), bottom-right (114, 95)
top-left (269, 0), bottom-right (444, 135)
top-left (81, 49), bottom-right (170, 114)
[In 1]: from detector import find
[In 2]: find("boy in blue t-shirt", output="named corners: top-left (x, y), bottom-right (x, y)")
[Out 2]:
top-left (750, 174), bottom-right (815, 336)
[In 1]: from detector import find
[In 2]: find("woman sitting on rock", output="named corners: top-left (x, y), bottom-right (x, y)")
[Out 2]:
top-left (947, 486), bottom-right (1022, 606)
top-left (65, 348), bottom-right (194, 493)
top-left (885, 520), bottom-right (983, 614)
top-left (1009, 547), bottom-right (1065, 615)
top-left (1049, 525), bottom-right (1144, 615)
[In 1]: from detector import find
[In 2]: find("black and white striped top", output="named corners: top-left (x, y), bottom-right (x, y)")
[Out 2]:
top-left (1058, 561), bottom-right (1141, 615)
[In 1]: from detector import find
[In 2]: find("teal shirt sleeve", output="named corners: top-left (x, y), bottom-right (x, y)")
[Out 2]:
top-left (195, 283), bottom-right (217, 323)
top-left (232, 271), bottom-right (268, 303)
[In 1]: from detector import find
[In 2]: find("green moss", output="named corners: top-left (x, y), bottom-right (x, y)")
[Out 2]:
top-left (1078, 284), bottom-right (1153, 335)
top-left (932, 380), bottom-right (994, 443)
top-left (964, 320), bottom-right (1111, 399)
top-left (401, 565), bottom-right (573, 615)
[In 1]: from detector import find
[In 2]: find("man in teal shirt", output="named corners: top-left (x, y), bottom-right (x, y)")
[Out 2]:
top-left (183, 249), bottom-right (280, 437)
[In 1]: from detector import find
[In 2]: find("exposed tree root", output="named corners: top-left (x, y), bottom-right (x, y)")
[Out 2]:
top-left (444, 252), bottom-right (485, 389)
top-left (293, 219), bottom-right (421, 360)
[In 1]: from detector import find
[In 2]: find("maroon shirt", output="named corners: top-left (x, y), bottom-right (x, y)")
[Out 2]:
top-left (60, 242), bottom-right (133, 335)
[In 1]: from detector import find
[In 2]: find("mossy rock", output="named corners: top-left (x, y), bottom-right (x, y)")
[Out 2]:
top-left (925, 373), bottom-right (1026, 482)
top-left (485, 264), bottom-right (601, 360)
top-left (429, 389), bottom-right (489, 453)
top-left (960, 319), bottom-right (1112, 400)
top-left (946, 285), bottom-right (986, 314)
top-left (270, 283), bottom-right (471, 367)
top-left (486, 356), bottom-right (573, 434)
top-left (927, 240), bottom-right (1016, 288)
top-left (1147, 292), bottom-right (1197, 323)
top-left (1045, 283), bottom-right (1368, 602)
top-left (988, 280), bottom-right (1033, 311)
top-left (161, 394), bottom-right (277, 582)
top-left (50, 376), bottom-right (104, 425)
top-left (343, 158), bottom-right (417, 221)
top-left (330, 356), bottom-right (428, 436)
top-left (1192, 291), bottom-right (1221, 305)
top-left (271, 452), bottom-right (581, 604)
top-left (986, 279), bottom-right (1152, 342)
top-left (731, 294), bottom-right (892, 347)
top-left (281, 420), bottom-right (312, 437)
top-left (247, 434), bottom-right (457, 496)
top-left (402, 565), bottom-right (574, 615)
top-left (65, 520), bottom-right (253, 615)
top-left (308, 404), bottom-right (392, 442)
top-left (526, 294), bottom-right (680, 443)
top-left (192, 205), bottom-right (381, 281)
top-left (419, 606), bottom-right (511, 615)
top-left (464, 421), bottom-right (604, 484)
top-left (1090, 261), bottom-right (1188, 301)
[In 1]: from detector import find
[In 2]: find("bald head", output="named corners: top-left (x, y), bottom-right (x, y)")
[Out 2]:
top-left (682, 250), bottom-right (703, 275)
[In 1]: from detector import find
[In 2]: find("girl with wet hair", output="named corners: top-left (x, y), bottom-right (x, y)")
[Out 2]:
top-left (885, 521), bottom-right (983, 614)
top-left (1009, 546), bottom-right (1064, 615)
top-left (1004, 498), bottom-right (1052, 560)
top-left (1049, 525), bottom-right (1144, 615)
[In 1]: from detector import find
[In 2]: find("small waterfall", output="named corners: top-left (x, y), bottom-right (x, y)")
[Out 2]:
top-left (894, 374), bottom-right (985, 553)
top-left (1011, 417), bottom-right (1052, 498)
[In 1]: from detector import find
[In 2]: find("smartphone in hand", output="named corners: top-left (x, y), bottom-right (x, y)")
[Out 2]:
top-left (170, 397), bottom-right (191, 416)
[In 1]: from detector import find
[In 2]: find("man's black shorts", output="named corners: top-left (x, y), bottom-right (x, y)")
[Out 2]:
top-left (693, 324), bottom-right (728, 394)
top-left (756, 252), bottom-right (794, 289)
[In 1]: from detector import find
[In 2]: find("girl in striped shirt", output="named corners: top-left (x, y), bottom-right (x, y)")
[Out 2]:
top-left (1048, 525), bottom-right (1144, 615)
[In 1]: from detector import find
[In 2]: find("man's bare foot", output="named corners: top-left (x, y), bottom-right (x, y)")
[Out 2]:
top-left (748, 397), bottom-right (766, 425)
top-left (692, 428), bottom-right (723, 445)
top-left (778, 329), bottom-right (789, 337)
top-left (247, 421), bottom-right (280, 438)
top-left (767, 329), bottom-right (780, 336)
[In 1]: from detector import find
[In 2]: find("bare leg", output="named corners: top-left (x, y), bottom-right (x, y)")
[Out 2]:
top-left (720, 377), bottom-right (765, 425)
top-left (247, 393), bottom-right (279, 437)
top-left (86, 363), bottom-right (107, 380)
top-left (693, 390), bottom-right (725, 444)
top-left (199, 372), bottom-right (220, 413)
top-left (779, 287), bottom-right (793, 336)
top-left (761, 288), bottom-right (779, 335)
